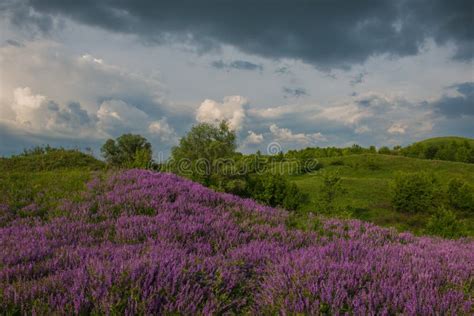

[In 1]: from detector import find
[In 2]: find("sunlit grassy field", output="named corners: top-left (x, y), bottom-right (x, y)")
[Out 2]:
top-left (288, 154), bottom-right (474, 234)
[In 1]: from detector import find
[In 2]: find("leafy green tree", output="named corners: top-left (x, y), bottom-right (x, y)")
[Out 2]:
top-left (318, 171), bottom-right (346, 212)
top-left (168, 121), bottom-right (308, 210)
top-left (131, 147), bottom-right (153, 168)
top-left (101, 134), bottom-right (152, 168)
top-left (391, 172), bottom-right (437, 213)
top-left (447, 178), bottom-right (474, 211)
top-left (424, 144), bottom-right (438, 159)
top-left (170, 121), bottom-right (236, 185)
top-left (425, 207), bottom-right (466, 238)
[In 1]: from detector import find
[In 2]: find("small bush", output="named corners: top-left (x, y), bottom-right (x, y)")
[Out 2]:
top-left (248, 173), bottom-right (308, 211)
top-left (391, 172), bottom-right (437, 213)
top-left (425, 207), bottom-right (466, 238)
top-left (318, 171), bottom-right (346, 213)
top-left (447, 178), bottom-right (474, 212)
top-left (295, 158), bottom-right (323, 175)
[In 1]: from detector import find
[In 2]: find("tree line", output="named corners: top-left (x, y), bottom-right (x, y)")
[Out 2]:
top-left (286, 140), bottom-right (474, 163)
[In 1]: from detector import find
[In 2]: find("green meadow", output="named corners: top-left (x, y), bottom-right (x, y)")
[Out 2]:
top-left (289, 154), bottom-right (474, 234)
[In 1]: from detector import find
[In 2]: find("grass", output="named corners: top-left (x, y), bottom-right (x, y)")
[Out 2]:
top-left (0, 170), bottom-right (98, 219)
top-left (288, 154), bottom-right (474, 235)
top-left (0, 149), bottom-right (105, 173)
top-left (0, 150), bottom-right (105, 221)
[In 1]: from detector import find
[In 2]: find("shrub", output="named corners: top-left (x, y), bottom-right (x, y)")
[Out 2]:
top-left (318, 171), bottom-right (346, 212)
top-left (425, 207), bottom-right (466, 238)
top-left (248, 173), bottom-right (307, 211)
top-left (447, 178), bottom-right (474, 212)
top-left (391, 172), bottom-right (437, 213)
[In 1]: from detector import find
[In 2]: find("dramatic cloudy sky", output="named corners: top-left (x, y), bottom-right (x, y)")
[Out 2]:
top-left (0, 0), bottom-right (473, 158)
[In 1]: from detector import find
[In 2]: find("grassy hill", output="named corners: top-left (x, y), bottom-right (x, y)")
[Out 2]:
top-left (0, 149), bottom-right (105, 220)
top-left (288, 154), bottom-right (474, 234)
top-left (398, 136), bottom-right (474, 163)
top-left (0, 149), bottom-right (105, 172)
top-left (413, 136), bottom-right (474, 147)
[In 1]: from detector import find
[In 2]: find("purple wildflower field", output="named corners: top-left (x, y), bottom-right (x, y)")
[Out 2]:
top-left (1, 170), bottom-right (473, 315)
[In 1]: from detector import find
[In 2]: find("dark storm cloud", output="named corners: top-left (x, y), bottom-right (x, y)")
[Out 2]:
top-left (6, 0), bottom-right (473, 68)
top-left (2, 0), bottom-right (58, 35)
top-left (211, 60), bottom-right (263, 71)
top-left (432, 82), bottom-right (474, 118)
top-left (49, 102), bottom-right (96, 129)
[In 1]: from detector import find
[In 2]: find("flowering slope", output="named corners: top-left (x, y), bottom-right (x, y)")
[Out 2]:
top-left (0, 170), bottom-right (473, 315)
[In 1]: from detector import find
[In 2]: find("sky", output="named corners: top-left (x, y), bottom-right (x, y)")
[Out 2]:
top-left (0, 0), bottom-right (473, 158)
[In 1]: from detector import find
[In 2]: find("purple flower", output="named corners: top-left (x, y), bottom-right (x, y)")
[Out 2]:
top-left (0, 170), bottom-right (472, 315)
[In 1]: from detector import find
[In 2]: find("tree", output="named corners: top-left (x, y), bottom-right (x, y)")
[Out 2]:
top-left (101, 134), bottom-right (152, 168)
top-left (391, 172), bottom-right (437, 213)
top-left (170, 121), bottom-right (236, 185)
top-left (447, 178), bottom-right (474, 212)
top-left (318, 171), bottom-right (346, 212)
top-left (248, 173), bottom-right (307, 211)
top-left (425, 207), bottom-right (466, 238)
top-left (378, 146), bottom-right (391, 155)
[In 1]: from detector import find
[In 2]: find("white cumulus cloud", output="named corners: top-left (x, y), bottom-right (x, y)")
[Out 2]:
top-left (196, 95), bottom-right (248, 130)
top-left (11, 87), bottom-right (46, 125)
top-left (148, 118), bottom-right (178, 143)
top-left (7, 86), bottom-right (97, 136)
top-left (244, 130), bottom-right (264, 145)
top-left (269, 124), bottom-right (326, 145)
top-left (97, 99), bottom-right (149, 134)
top-left (387, 123), bottom-right (408, 134)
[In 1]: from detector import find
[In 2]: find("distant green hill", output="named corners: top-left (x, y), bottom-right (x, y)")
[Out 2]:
top-left (0, 149), bottom-right (105, 172)
top-left (413, 136), bottom-right (474, 146)
top-left (400, 136), bottom-right (474, 163)
top-left (288, 154), bottom-right (474, 235)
